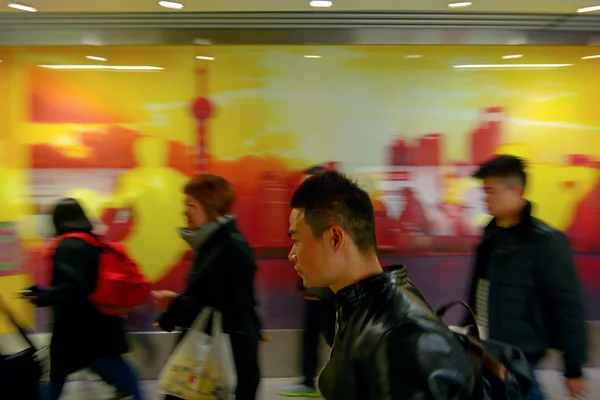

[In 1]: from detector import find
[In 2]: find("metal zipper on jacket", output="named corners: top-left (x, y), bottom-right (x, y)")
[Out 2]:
top-left (336, 306), bottom-right (343, 340)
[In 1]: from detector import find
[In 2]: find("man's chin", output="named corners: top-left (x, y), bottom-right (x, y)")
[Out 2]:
top-left (302, 279), bottom-right (316, 290)
top-left (302, 278), bottom-right (322, 290)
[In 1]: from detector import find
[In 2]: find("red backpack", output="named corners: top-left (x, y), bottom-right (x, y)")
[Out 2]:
top-left (52, 233), bottom-right (151, 315)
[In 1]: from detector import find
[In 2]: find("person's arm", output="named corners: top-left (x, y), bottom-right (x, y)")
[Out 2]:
top-left (538, 231), bottom-right (587, 378)
top-left (157, 240), bottom-right (245, 332)
top-left (362, 326), bottom-right (474, 400)
top-left (461, 265), bottom-right (478, 327)
top-left (155, 262), bottom-right (210, 332)
top-left (32, 238), bottom-right (98, 308)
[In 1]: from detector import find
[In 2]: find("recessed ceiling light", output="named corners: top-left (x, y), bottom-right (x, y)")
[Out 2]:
top-left (158, 1), bottom-right (183, 10)
top-left (193, 38), bottom-right (212, 45)
top-left (448, 2), bottom-right (472, 8)
top-left (404, 55), bottom-right (422, 59)
top-left (86, 56), bottom-right (107, 62)
top-left (310, 1), bottom-right (333, 8)
top-left (453, 63), bottom-right (572, 70)
top-left (38, 65), bottom-right (164, 71)
top-left (196, 56), bottom-right (215, 60)
top-left (502, 54), bottom-right (523, 59)
top-left (8, 3), bottom-right (37, 12)
top-left (304, 55), bottom-right (322, 59)
top-left (578, 5), bottom-right (600, 13)
top-left (582, 55), bottom-right (600, 60)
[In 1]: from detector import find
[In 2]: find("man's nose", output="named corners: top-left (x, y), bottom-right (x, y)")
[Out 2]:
top-left (288, 249), bottom-right (296, 263)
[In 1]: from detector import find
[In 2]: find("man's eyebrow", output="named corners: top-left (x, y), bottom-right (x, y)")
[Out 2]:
top-left (287, 229), bottom-right (297, 238)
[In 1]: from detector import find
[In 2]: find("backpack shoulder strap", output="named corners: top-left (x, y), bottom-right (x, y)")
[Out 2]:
top-left (58, 232), bottom-right (102, 247)
top-left (436, 300), bottom-right (481, 340)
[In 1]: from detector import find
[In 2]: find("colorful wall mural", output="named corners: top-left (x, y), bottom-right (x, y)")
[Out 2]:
top-left (0, 45), bottom-right (599, 333)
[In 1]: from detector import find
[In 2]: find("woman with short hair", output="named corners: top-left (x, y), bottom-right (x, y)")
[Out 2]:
top-left (153, 174), bottom-right (262, 400)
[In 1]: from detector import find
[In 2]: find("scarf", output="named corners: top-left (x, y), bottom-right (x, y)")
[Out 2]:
top-left (178, 214), bottom-right (236, 250)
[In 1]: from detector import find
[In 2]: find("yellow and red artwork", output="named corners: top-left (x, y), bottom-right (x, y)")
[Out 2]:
top-left (0, 45), bottom-right (599, 332)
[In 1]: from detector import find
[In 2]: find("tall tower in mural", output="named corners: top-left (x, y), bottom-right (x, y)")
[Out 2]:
top-left (192, 61), bottom-right (214, 174)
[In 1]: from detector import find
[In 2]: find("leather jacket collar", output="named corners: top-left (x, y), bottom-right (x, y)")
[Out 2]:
top-left (336, 272), bottom-right (385, 309)
top-left (386, 264), bottom-right (408, 285)
top-left (306, 265), bottom-right (408, 301)
top-left (336, 265), bottom-right (407, 314)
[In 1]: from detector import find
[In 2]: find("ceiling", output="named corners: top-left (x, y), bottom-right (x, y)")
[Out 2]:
top-left (1, 0), bottom-right (600, 15)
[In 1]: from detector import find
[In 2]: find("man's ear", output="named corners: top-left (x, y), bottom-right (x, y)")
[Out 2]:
top-left (329, 225), bottom-right (345, 252)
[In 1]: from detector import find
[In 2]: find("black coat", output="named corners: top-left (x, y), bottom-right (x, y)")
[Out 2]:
top-left (33, 235), bottom-right (129, 376)
top-left (319, 271), bottom-right (475, 400)
top-left (466, 202), bottom-right (587, 378)
top-left (157, 220), bottom-right (261, 336)
top-left (314, 265), bottom-right (430, 348)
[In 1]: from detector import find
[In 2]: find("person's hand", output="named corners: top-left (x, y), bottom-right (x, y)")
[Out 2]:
top-left (152, 290), bottom-right (178, 312)
top-left (22, 294), bottom-right (37, 303)
top-left (565, 377), bottom-right (588, 399)
top-left (260, 332), bottom-right (274, 342)
top-left (18, 290), bottom-right (37, 303)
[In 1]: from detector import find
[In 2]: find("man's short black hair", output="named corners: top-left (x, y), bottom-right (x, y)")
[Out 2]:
top-left (473, 154), bottom-right (527, 188)
top-left (303, 165), bottom-right (328, 175)
top-left (290, 171), bottom-right (377, 253)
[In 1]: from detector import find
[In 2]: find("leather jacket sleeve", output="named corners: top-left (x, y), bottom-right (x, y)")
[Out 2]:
top-left (363, 325), bottom-right (474, 400)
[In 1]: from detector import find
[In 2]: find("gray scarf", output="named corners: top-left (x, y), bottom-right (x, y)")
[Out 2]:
top-left (179, 214), bottom-right (236, 250)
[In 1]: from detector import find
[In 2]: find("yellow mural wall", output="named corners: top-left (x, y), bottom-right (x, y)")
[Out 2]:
top-left (0, 45), bottom-right (599, 332)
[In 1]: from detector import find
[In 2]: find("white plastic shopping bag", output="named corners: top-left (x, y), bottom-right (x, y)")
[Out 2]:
top-left (158, 308), bottom-right (236, 400)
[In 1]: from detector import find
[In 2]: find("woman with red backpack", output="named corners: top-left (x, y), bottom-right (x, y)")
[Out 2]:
top-left (23, 198), bottom-right (144, 400)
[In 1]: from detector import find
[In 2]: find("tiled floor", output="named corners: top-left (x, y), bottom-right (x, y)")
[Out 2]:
top-left (57, 369), bottom-right (600, 399)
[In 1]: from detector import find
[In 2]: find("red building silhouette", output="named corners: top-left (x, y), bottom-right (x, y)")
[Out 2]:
top-left (470, 107), bottom-right (504, 165)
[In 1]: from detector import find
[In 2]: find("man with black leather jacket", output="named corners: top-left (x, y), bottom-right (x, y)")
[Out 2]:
top-left (287, 171), bottom-right (475, 400)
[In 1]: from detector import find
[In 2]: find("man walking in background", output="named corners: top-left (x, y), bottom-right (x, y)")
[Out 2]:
top-left (467, 155), bottom-right (588, 400)
top-left (279, 280), bottom-right (335, 398)
top-left (280, 165), bottom-right (336, 398)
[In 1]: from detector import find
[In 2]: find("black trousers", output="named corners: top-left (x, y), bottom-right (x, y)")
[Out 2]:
top-left (301, 298), bottom-right (336, 388)
top-left (230, 330), bottom-right (261, 400)
top-left (165, 328), bottom-right (260, 400)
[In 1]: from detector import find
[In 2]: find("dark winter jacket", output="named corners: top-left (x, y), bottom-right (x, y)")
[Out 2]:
top-left (33, 234), bottom-right (129, 376)
top-left (466, 202), bottom-right (587, 377)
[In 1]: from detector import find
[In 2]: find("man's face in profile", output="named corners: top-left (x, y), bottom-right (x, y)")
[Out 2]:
top-left (483, 177), bottom-right (522, 218)
top-left (288, 208), bottom-right (335, 289)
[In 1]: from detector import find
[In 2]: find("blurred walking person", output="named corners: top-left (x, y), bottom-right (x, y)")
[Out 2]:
top-left (24, 198), bottom-right (143, 400)
top-left (467, 155), bottom-right (588, 400)
top-left (154, 174), bottom-right (262, 400)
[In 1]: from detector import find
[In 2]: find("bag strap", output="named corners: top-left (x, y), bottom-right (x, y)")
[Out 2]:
top-left (436, 300), bottom-right (481, 339)
top-left (437, 301), bottom-right (510, 398)
top-left (190, 307), bottom-right (215, 332)
top-left (211, 310), bottom-right (223, 337)
top-left (0, 294), bottom-right (38, 351)
top-left (59, 232), bottom-right (102, 247)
